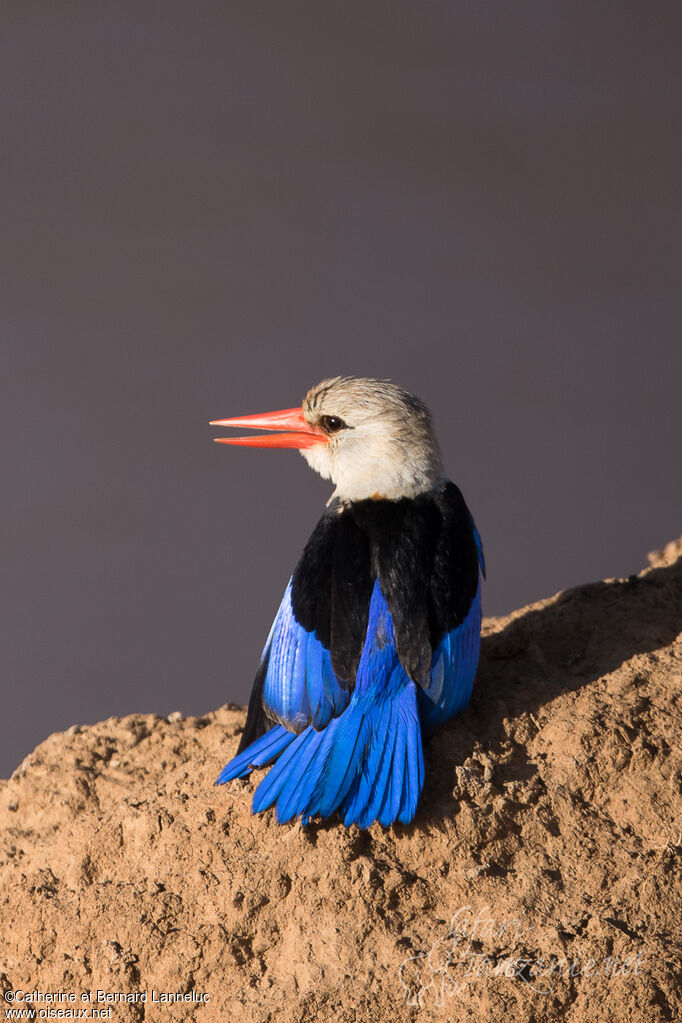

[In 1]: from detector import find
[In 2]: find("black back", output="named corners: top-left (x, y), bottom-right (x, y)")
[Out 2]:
top-left (291, 480), bottom-right (481, 689)
top-left (236, 481), bottom-right (482, 749)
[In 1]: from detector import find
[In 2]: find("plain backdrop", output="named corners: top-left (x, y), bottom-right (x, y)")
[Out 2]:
top-left (2, 3), bottom-right (680, 777)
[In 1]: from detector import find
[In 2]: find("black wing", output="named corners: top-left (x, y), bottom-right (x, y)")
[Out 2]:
top-left (351, 481), bottom-right (481, 686)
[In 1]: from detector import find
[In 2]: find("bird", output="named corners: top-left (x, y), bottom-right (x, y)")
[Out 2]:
top-left (211, 376), bottom-right (484, 829)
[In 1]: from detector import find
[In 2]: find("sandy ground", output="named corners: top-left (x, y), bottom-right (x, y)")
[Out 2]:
top-left (1, 541), bottom-right (681, 1022)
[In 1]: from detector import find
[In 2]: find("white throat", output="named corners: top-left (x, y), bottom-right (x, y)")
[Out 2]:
top-left (301, 433), bottom-right (444, 503)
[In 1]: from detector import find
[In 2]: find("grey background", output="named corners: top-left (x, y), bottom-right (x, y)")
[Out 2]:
top-left (2, 3), bottom-right (680, 778)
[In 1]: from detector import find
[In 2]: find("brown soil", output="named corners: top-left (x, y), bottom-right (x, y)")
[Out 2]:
top-left (1, 542), bottom-right (681, 1022)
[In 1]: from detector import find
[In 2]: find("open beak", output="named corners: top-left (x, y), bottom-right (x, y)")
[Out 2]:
top-left (210, 406), bottom-right (327, 449)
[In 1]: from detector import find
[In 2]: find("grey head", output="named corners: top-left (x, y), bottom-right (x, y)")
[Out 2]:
top-left (300, 376), bottom-right (445, 503)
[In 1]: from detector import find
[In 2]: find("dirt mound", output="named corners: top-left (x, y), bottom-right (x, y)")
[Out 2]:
top-left (1, 544), bottom-right (681, 1022)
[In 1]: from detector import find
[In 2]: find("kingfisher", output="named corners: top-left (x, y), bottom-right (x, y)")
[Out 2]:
top-left (212, 376), bottom-right (484, 829)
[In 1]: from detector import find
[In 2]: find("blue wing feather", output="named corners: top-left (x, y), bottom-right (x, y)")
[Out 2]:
top-left (418, 579), bottom-right (482, 734)
top-left (262, 580), bottom-right (351, 734)
top-left (257, 572), bottom-right (481, 752)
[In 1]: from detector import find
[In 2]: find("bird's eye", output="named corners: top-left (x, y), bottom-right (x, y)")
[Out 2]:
top-left (320, 415), bottom-right (346, 433)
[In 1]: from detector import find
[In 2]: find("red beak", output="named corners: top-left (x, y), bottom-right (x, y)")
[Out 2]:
top-left (210, 406), bottom-right (327, 449)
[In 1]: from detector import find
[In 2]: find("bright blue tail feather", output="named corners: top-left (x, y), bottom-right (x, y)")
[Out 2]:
top-left (215, 577), bottom-right (475, 827)
top-left (215, 723), bottom-right (296, 783)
